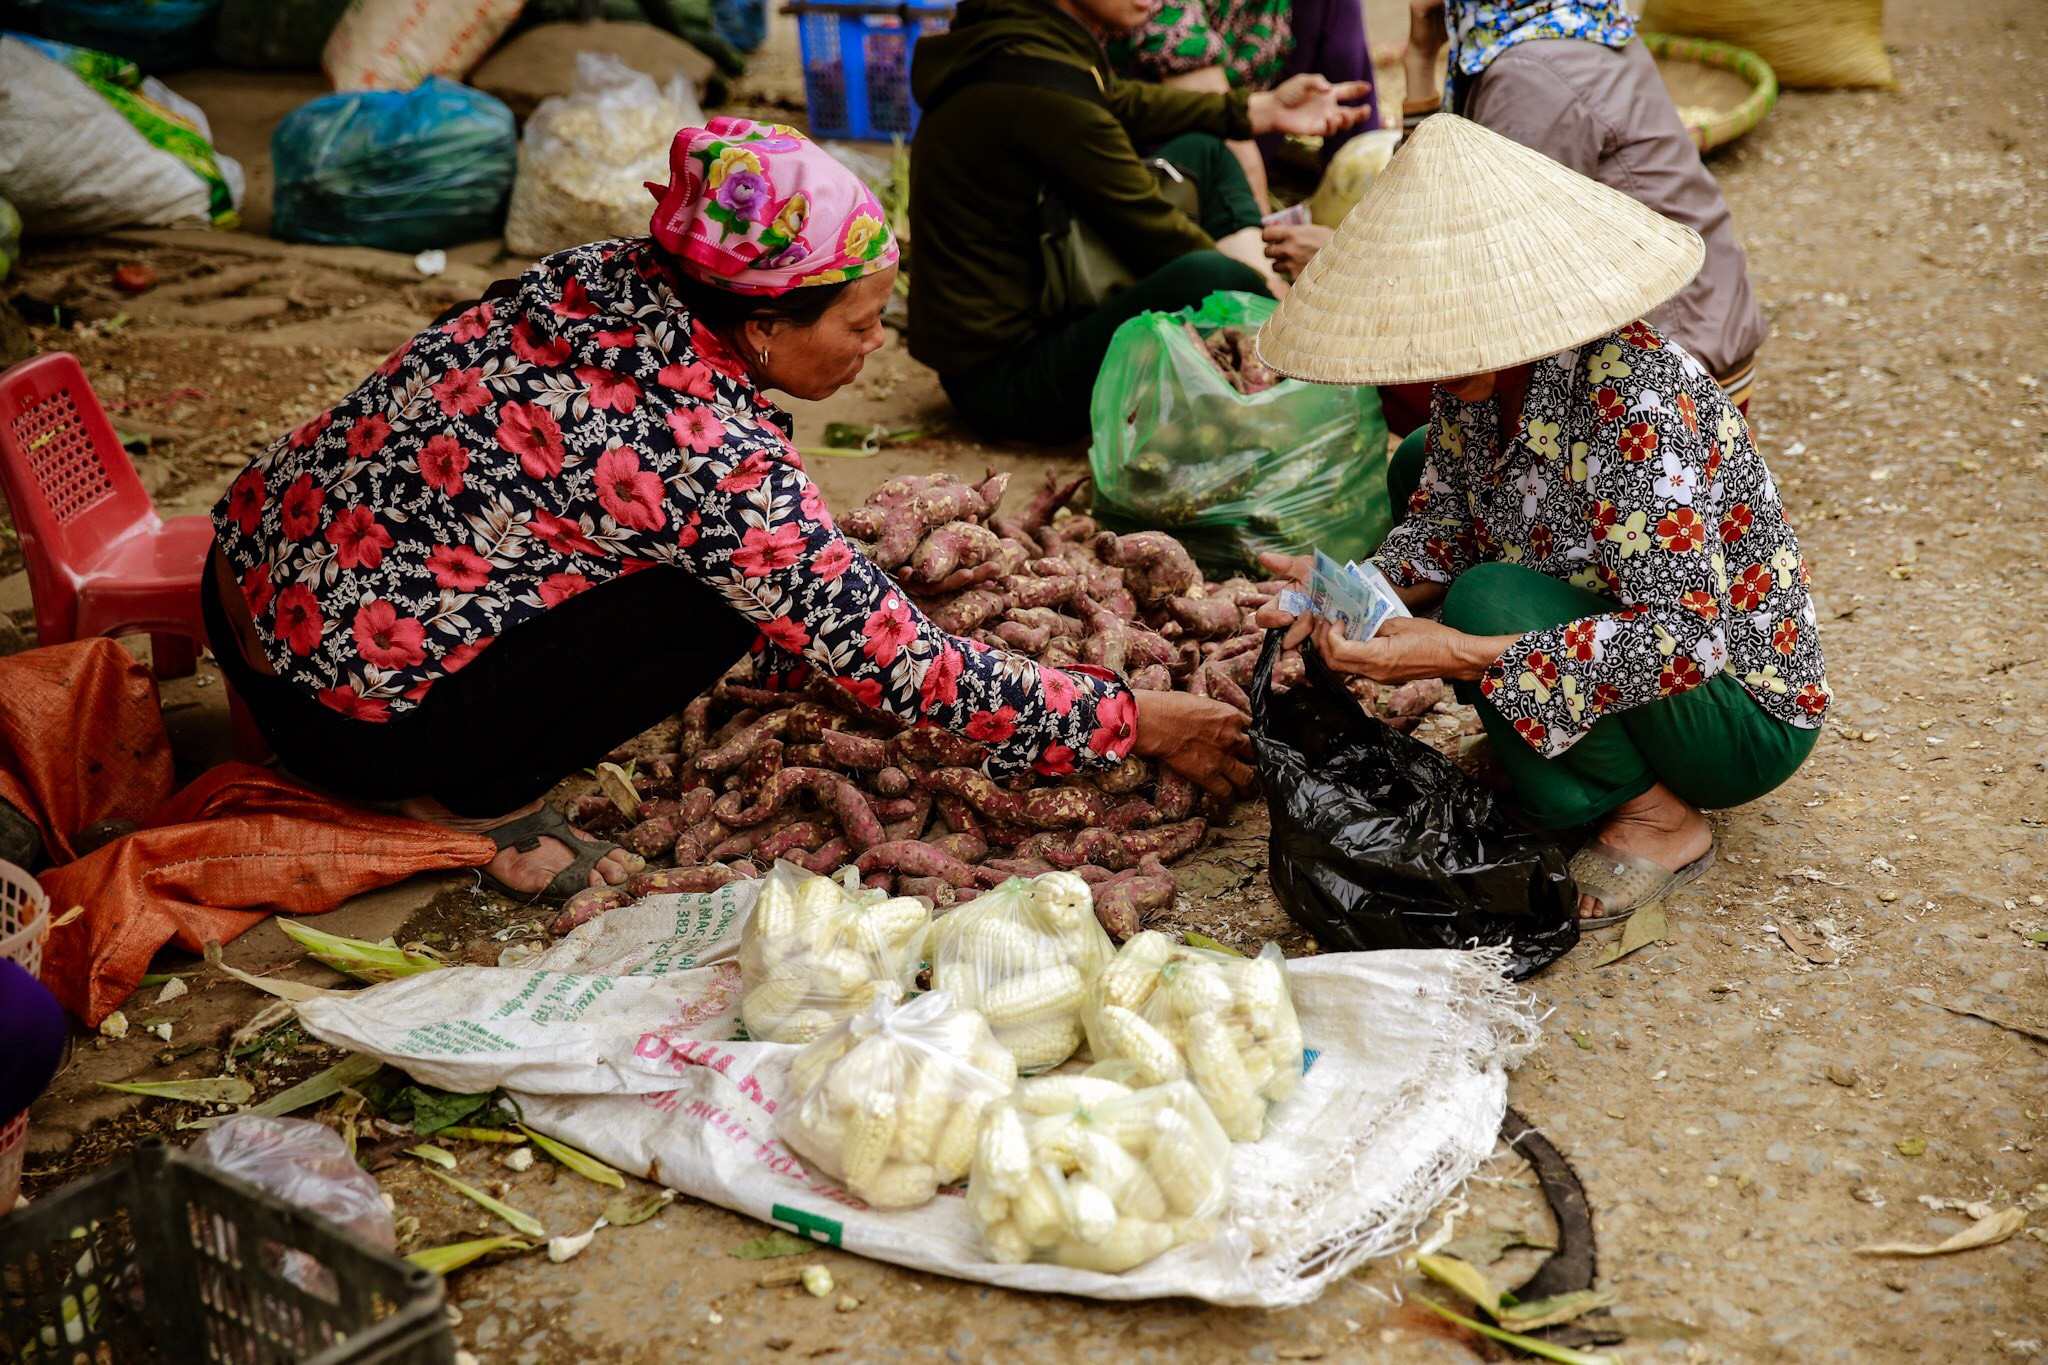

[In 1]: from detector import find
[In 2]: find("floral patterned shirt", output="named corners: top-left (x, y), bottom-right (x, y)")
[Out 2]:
top-left (1373, 321), bottom-right (1830, 758)
top-left (210, 238), bottom-right (1137, 779)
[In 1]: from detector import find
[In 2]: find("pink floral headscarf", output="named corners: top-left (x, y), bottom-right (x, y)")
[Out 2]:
top-left (646, 117), bottom-right (898, 296)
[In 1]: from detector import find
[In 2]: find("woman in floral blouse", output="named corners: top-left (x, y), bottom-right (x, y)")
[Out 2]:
top-left (206, 120), bottom-right (1251, 900)
top-left (1256, 115), bottom-right (1828, 928)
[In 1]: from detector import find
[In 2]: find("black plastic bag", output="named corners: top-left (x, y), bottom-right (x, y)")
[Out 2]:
top-left (1249, 630), bottom-right (1578, 978)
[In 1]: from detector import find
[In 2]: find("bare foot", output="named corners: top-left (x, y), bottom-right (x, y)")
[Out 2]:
top-left (1578, 784), bottom-right (1712, 920)
top-left (399, 797), bottom-right (642, 896)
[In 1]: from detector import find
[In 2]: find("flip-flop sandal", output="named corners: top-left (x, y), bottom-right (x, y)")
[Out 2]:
top-left (479, 804), bottom-right (638, 903)
top-left (1568, 840), bottom-right (1717, 930)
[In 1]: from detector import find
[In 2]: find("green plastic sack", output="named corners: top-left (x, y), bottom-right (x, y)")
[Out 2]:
top-left (214, 0), bottom-right (354, 68)
top-left (1089, 291), bottom-right (1393, 577)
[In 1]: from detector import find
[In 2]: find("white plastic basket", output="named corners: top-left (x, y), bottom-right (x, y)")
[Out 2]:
top-left (0, 857), bottom-right (48, 978)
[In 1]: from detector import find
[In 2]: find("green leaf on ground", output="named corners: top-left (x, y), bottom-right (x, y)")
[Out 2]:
top-left (98, 1077), bottom-right (253, 1105)
top-left (1895, 1136), bottom-right (1928, 1157)
top-left (520, 1125), bottom-right (624, 1188)
top-left (1595, 903), bottom-right (1669, 967)
top-left (1182, 932), bottom-right (1244, 957)
top-left (407, 1087), bottom-right (492, 1137)
top-left (250, 1053), bottom-right (384, 1118)
top-left (278, 920), bottom-right (445, 983)
top-left (1497, 1289), bottom-right (1618, 1331)
top-left (730, 1230), bottom-right (816, 1260)
top-left (1438, 1227), bottom-right (1555, 1266)
top-left (427, 1171), bottom-right (545, 1238)
top-left (1417, 1299), bottom-right (1622, 1365)
top-left (1416, 1254), bottom-right (1503, 1317)
top-left (406, 1236), bottom-right (533, 1275)
top-left (603, 1188), bottom-right (675, 1227)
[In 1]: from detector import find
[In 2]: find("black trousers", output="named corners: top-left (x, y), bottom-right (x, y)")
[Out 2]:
top-left (203, 560), bottom-right (758, 819)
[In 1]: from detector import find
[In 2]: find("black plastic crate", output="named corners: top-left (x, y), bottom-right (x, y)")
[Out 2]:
top-left (0, 1141), bottom-right (453, 1364)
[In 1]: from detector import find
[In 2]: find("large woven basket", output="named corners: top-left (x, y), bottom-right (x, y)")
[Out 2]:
top-left (1645, 32), bottom-right (1779, 153)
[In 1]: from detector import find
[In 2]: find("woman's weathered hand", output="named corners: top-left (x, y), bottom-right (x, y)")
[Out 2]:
top-left (1250, 75), bottom-right (1373, 138)
top-left (1131, 689), bottom-right (1256, 800)
top-left (1309, 615), bottom-right (1502, 684)
top-left (1251, 550), bottom-right (1315, 647)
top-left (1262, 223), bottom-right (1332, 280)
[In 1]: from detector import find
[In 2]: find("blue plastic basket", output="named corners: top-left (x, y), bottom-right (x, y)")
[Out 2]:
top-left (790, 2), bottom-right (954, 142)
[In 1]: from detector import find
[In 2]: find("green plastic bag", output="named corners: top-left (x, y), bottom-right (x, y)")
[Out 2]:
top-left (1089, 291), bottom-right (1393, 577)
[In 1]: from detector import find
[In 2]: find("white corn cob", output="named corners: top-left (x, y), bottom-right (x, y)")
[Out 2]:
top-left (984, 1221), bottom-right (1032, 1264)
top-left (982, 964), bottom-right (1085, 1027)
top-left (1077, 1132), bottom-right (1166, 1222)
top-left (929, 962), bottom-right (982, 1010)
top-left (841, 1091), bottom-right (898, 1190)
top-left (856, 1160), bottom-right (936, 1209)
top-left (862, 895), bottom-right (931, 952)
top-left (1146, 1109), bottom-right (1225, 1216)
top-left (976, 1106), bottom-right (1031, 1197)
top-left (1028, 871), bottom-right (1093, 933)
top-left (753, 874), bottom-right (798, 938)
top-left (1068, 1178), bottom-right (1118, 1245)
top-left (742, 976), bottom-right (807, 1030)
top-left (1096, 1006), bottom-right (1184, 1086)
top-left (1008, 1164), bottom-right (1067, 1246)
top-left (794, 872), bottom-right (847, 926)
top-left (930, 1089), bottom-right (990, 1185)
top-left (1002, 1018), bottom-right (1084, 1074)
top-left (968, 1039), bottom-right (1018, 1088)
top-left (1097, 952), bottom-right (1163, 1013)
top-left (1233, 954), bottom-right (1287, 1037)
top-left (1185, 1013), bottom-right (1263, 1141)
top-left (1014, 1075), bottom-right (1132, 1116)
top-left (890, 1058), bottom-right (947, 1164)
top-left (1049, 1218), bottom-right (1175, 1273)
top-left (1165, 961), bottom-right (1234, 1032)
top-left (779, 1008), bottom-right (834, 1044)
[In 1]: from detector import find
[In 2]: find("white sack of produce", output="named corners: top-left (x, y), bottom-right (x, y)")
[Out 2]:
top-left (504, 52), bottom-right (704, 258)
top-left (739, 861), bottom-right (932, 1043)
top-left (931, 871), bottom-right (1112, 1072)
top-left (298, 882), bottom-right (1538, 1307)
top-left (780, 992), bottom-right (1016, 1209)
top-left (967, 1075), bottom-right (1229, 1272)
top-left (0, 34), bottom-right (245, 235)
top-left (1084, 933), bottom-right (1304, 1141)
top-left (323, 0), bottom-right (524, 91)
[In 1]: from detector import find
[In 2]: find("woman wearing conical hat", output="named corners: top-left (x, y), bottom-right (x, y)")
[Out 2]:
top-left (1254, 114), bottom-right (1830, 929)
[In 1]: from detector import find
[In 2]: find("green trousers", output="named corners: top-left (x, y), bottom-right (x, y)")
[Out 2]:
top-left (942, 132), bottom-right (1269, 445)
top-left (1387, 430), bottom-right (1817, 829)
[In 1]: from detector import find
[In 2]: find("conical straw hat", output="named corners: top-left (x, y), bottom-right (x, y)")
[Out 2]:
top-left (1256, 114), bottom-right (1706, 385)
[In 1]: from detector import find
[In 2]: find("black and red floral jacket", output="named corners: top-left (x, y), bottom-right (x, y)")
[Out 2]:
top-left (210, 238), bottom-right (1136, 778)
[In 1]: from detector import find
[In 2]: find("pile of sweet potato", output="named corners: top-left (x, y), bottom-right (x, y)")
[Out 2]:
top-left (554, 470), bottom-right (1444, 942)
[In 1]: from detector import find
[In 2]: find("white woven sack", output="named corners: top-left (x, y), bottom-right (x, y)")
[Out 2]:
top-left (299, 887), bottom-right (1538, 1308)
top-left (323, 0), bottom-right (525, 92)
top-left (0, 37), bottom-right (245, 235)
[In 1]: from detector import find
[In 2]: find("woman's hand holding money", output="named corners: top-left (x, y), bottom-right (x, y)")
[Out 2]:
top-left (1304, 616), bottom-right (1517, 684)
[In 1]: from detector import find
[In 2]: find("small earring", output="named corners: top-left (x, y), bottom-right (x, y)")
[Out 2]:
top-left (758, 347), bottom-right (771, 366)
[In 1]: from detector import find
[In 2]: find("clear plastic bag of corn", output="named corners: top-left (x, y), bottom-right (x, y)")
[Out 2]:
top-left (966, 1074), bottom-right (1230, 1272)
top-left (1080, 934), bottom-right (1304, 1142)
top-left (737, 861), bottom-right (933, 1044)
top-left (929, 871), bottom-right (1114, 1075)
top-left (780, 991), bottom-right (1016, 1209)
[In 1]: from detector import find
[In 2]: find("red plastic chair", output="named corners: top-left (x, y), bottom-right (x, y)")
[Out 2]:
top-left (0, 351), bottom-right (215, 679)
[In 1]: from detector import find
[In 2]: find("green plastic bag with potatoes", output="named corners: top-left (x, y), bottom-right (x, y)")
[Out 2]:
top-left (1088, 291), bottom-right (1393, 578)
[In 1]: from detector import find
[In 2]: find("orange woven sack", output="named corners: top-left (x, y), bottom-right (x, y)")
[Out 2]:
top-left (1641, 0), bottom-right (1896, 89)
top-left (0, 639), bottom-right (494, 1025)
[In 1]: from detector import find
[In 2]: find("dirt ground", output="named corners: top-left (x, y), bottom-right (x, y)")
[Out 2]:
top-left (6, 0), bottom-right (2047, 1360)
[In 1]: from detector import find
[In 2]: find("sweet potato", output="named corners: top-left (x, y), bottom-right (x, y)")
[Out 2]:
top-left (1092, 856), bottom-right (1175, 941)
top-left (1165, 592), bottom-right (1242, 638)
top-left (672, 818), bottom-right (729, 866)
top-left (1094, 755), bottom-right (1151, 795)
top-left (801, 837), bottom-right (851, 875)
top-left (550, 884), bottom-right (633, 936)
top-left (1002, 574), bottom-right (1081, 610)
top-left (569, 792), bottom-right (628, 832)
top-left (853, 840), bottom-right (995, 890)
top-left (1017, 783), bottom-right (1110, 830)
top-left (846, 474), bottom-right (994, 568)
top-left (927, 587), bottom-right (1008, 635)
top-left (1121, 818), bottom-right (1206, 862)
top-left (1104, 797), bottom-right (1161, 832)
top-left (626, 864), bottom-right (746, 898)
top-left (930, 830), bottom-right (988, 864)
top-left (920, 767), bottom-right (1024, 823)
top-left (817, 729), bottom-right (889, 770)
top-left (891, 728), bottom-right (987, 768)
top-left (1013, 472), bottom-right (1088, 539)
top-left (1195, 664), bottom-right (1253, 716)
top-left (993, 619), bottom-right (1051, 653)
top-left (1126, 664), bottom-right (1173, 691)
top-left (1114, 532), bottom-right (1201, 606)
top-left (900, 875), bottom-right (955, 908)
top-left (1383, 678), bottom-right (1447, 721)
top-left (980, 856), bottom-right (1056, 879)
top-left (936, 794), bottom-right (980, 835)
top-left (1040, 636), bottom-right (1083, 668)
top-left (678, 693), bottom-right (715, 759)
top-left (753, 821), bottom-right (835, 863)
top-left (883, 790), bottom-right (934, 844)
top-left (862, 870), bottom-right (895, 894)
top-left (1024, 557), bottom-right (1075, 579)
top-left (1154, 767), bottom-right (1198, 822)
top-left (623, 813), bottom-right (684, 859)
top-left (735, 735), bottom-right (784, 795)
top-left (871, 765), bottom-right (912, 798)
top-left (903, 521), bottom-right (1004, 592)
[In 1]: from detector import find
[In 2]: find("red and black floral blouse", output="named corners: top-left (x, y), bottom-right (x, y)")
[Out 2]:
top-left (210, 238), bottom-right (1137, 778)
top-left (1373, 320), bottom-right (1831, 758)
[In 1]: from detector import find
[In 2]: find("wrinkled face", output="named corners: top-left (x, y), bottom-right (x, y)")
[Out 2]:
top-left (749, 267), bottom-right (897, 402)
top-left (1441, 370), bottom-right (1499, 403)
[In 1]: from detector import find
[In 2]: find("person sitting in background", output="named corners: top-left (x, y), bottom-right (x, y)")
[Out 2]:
top-left (1108, 0), bottom-right (1382, 211)
top-left (1265, 0), bottom-right (1767, 426)
top-left (206, 120), bottom-right (1253, 903)
top-left (1255, 115), bottom-right (1828, 930)
top-left (907, 0), bottom-right (1369, 445)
